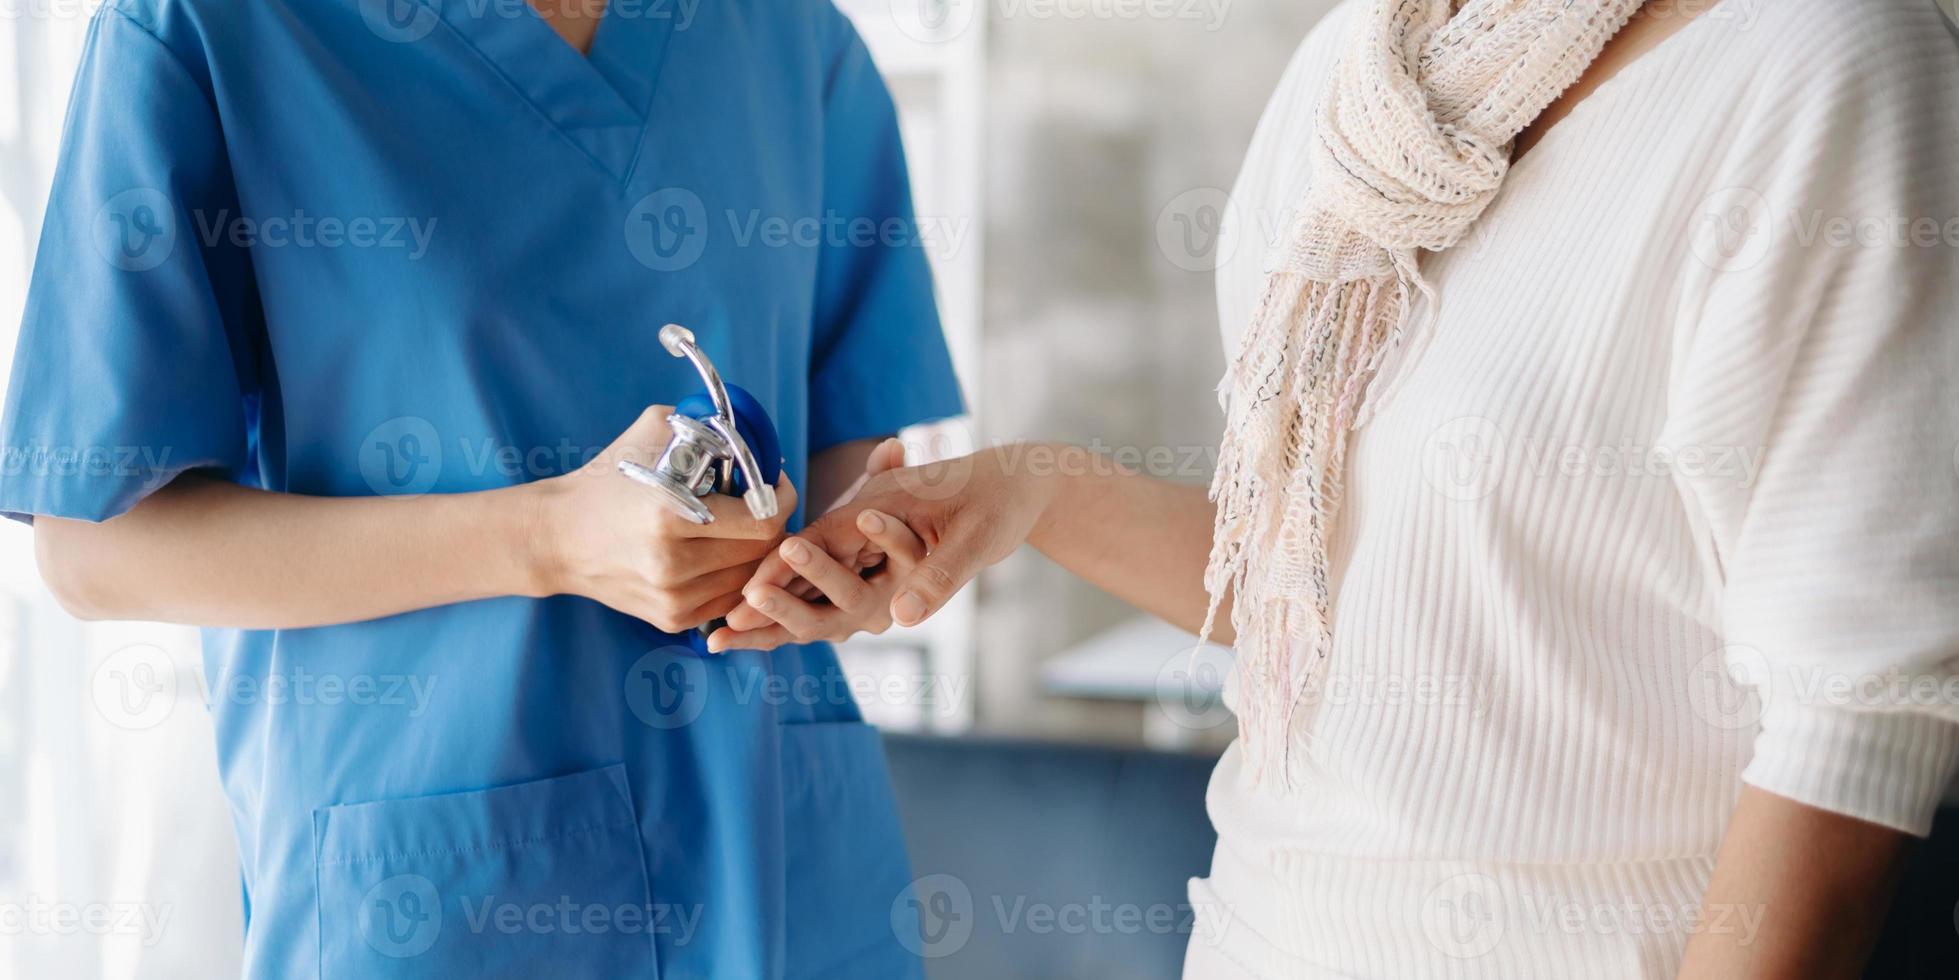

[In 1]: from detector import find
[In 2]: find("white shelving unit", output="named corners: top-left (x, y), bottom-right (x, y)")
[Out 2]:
top-left (831, 0), bottom-right (986, 732)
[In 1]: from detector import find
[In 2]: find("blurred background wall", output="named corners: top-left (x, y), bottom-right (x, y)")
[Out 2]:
top-left (966, 0), bottom-right (1333, 740)
top-left (0, 0), bottom-right (1338, 975)
top-left (2, 8), bottom-right (248, 978)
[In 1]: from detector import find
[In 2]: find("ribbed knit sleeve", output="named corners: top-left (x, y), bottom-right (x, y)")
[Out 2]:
top-left (1669, 7), bottom-right (1959, 835)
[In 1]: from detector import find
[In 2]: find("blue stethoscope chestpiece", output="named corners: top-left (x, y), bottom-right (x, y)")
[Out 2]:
top-left (618, 324), bottom-right (787, 651)
top-left (617, 324), bottom-right (782, 524)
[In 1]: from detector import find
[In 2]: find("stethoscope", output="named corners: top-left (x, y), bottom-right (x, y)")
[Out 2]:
top-left (618, 323), bottom-right (782, 524)
top-left (618, 324), bottom-right (785, 647)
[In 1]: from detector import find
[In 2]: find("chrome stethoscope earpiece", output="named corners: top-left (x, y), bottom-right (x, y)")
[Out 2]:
top-left (618, 324), bottom-right (781, 525)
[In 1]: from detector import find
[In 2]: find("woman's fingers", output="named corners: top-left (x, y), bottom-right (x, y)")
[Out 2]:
top-left (741, 584), bottom-right (841, 642)
top-left (705, 622), bottom-right (796, 654)
top-left (856, 510), bottom-right (923, 577)
top-left (745, 512), bottom-right (871, 595)
top-left (774, 537), bottom-right (872, 613)
top-left (720, 510), bottom-right (924, 640)
top-left (722, 594), bottom-right (776, 632)
top-left (723, 536), bottom-right (826, 631)
top-left (889, 520), bottom-right (984, 627)
top-left (865, 437), bottom-right (907, 475)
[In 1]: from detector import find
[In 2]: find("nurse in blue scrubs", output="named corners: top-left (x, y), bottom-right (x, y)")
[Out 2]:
top-left (0, 0), bottom-right (962, 976)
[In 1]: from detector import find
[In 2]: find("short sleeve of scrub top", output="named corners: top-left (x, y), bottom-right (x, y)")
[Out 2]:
top-left (0, 2), bottom-right (965, 979)
top-left (805, 23), bottom-right (962, 453)
top-left (0, 5), bottom-right (261, 522)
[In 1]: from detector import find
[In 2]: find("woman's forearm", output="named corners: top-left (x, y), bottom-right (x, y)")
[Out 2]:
top-left (1023, 443), bottom-right (1227, 642)
top-left (35, 473), bottom-right (548, 629)
top-left (723, 441), bottom-right (1228, 644)
top-left (1678, 785), bottom-right (1913, 979)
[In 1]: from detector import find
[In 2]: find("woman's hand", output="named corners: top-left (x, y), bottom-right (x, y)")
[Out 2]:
top-left (782, 435), bottom-right (911, 601)
top-left (531, 405), bottom-right (797, 633)
top-left (719, 508), bottom-right (931, 647)
top-left (710, 445), bottom-right (1057, 651)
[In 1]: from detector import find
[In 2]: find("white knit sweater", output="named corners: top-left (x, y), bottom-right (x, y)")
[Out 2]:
top-left (1188, 1), bottom-right (1959, 977)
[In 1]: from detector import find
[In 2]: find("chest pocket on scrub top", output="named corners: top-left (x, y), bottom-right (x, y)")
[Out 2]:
top-left (312, 765), bottom-right (657, 979)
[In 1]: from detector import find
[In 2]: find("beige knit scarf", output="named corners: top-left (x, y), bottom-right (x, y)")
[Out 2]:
top-left (1201, 0), bottom-right (1645, 788)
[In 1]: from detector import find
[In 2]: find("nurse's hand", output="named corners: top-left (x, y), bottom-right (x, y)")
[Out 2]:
top-left (532, 406), bottom-right (798, 633)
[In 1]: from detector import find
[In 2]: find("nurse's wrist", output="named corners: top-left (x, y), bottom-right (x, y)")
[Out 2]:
top-left (508, 481), bottom-right (564, 599)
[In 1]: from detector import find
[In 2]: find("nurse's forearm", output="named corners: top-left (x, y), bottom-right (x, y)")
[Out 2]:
top-left (34, 473), bottom-right (548, 629)
top-left (1025, 447), bottom-right (1227, 642)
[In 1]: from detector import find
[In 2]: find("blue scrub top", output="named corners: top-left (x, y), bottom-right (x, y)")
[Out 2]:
top-left (0, 1), bottom-right (964, 977)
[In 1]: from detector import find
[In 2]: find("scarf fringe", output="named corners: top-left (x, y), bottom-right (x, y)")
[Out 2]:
top-left (1201, 273), bottom-right (1408, 790)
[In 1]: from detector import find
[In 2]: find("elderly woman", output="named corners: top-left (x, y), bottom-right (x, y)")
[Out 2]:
top-left (720, 0), bottom-right (1959, 976)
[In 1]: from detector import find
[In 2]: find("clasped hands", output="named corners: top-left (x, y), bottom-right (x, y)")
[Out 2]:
top-left (537, 408), bottom-right (1039, 646)
top-left (706, 439), bottom-right (1045, 652)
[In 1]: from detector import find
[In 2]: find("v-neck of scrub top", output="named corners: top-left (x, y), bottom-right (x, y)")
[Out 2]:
top-left (430, 0), bottom-right (679, 182)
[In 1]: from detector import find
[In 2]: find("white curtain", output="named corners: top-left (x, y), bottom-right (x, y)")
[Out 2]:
top-left (0, 6), bottom-right (242, 978)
